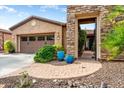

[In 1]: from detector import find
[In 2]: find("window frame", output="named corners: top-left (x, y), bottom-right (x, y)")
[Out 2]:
top-left (29, 36), bottom-right (36, 41)
top-left (37, 36), bottom-right (45, 41)
top-left (21, 36), bottom-right (28, 41)
top-left (46, 35), bottom-right (54, 41)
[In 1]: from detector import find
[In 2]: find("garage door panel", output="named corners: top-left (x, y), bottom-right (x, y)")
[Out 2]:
top-left (20, 41), bottom-right (46, 53)
top-left (46, 40), bottom-right (54, 45)
top-left (20, 34), bottom-right (54, 53)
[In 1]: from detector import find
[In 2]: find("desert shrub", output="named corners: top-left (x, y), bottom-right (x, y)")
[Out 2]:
top-left (4, 40), bottom-right (15, 53)
top-left (34, 45), bottom-right (56, 63)
top-left (16, 71), bottom-right (32, 88)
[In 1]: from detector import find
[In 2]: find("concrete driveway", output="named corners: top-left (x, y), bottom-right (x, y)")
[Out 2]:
top-left (0, 53), bottom-right (34, 77)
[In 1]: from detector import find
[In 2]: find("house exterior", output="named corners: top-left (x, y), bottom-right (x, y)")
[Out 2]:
top-left (10, 16), bottom-right (66, 53)
top-left (9, 5), bottom-right (124, 60)
top-left (66, 5), bottom-right (124, 60)
top-left (0, 28), bottom-right (12, 51)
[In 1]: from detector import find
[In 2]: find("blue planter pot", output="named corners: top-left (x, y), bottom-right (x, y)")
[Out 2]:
top-left (57, 51), bottom-right (65, 61)
top-left (65, 55), bottom-right (74, 64)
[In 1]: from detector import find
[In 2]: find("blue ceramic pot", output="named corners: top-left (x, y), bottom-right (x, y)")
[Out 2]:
top-left (57, 51), bottom-right (65, 61)
top-left (65, 55), bottom-right (74, 64)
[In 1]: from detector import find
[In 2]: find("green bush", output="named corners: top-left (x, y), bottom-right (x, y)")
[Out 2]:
top-left (78, 29), bottom-right (87, 56)
top-left (53, 44), bottom-right (65, 59)
top-left (34, 45), bottom-right (56, 63)
top-left (102, 21), bottom-right (124, 60)
top-left (4, 40), bottom-right (15, 53)
top-left (102, 5), bottom-right (124, 60)
top-left (53, 44), bottom-right (64, 51)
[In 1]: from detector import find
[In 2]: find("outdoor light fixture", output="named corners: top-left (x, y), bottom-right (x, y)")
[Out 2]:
top-left (57, 32), bottom-right (60, 40)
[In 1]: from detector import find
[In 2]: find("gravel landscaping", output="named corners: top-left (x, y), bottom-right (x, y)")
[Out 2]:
top-left (2, 60), bottom-right (102, 79)
top-left (0, 62), bottom-right (124, 88)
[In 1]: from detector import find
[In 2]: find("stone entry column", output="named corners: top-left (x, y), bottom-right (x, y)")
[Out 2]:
top-left (66, 5), bottom-right (112, 60)
top-left (66, 12), bottom-right (77, 57)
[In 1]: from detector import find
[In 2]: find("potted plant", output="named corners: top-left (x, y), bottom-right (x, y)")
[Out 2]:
top-left (54, 44), bottom-right (65, 61)
top-left (65, 54), bottom-right (74, 64)
top-left (57, 51), bottom-right (65, 61)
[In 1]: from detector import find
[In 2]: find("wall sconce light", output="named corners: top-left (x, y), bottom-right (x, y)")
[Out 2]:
top-left (57, 32), bottom-right (60, 40)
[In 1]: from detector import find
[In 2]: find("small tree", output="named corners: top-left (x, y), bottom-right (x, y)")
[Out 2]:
top-left (4, 40), bottom-right (15, 53)
top-left (102, 5), bottom-right (124, 60)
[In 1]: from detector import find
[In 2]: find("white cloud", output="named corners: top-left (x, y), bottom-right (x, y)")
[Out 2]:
top-left (17, 12), bottom-right (29, 17)
top-left (40, 5), bottom-right (60, 12)
top-left (0, 5), bottom-right (16, 13)
top-left (40, 5), bottom-right (67, 13)
top-left (0, 24), bottom-right (9, 30)
top-left (61, 8), bottom-right (67, 13)
top-left (40, 5), bottom-right (59, 10)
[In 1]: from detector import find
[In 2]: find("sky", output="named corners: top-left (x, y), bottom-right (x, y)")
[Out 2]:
top-left (80, 23), bottom-right (95, 30)
top-left (0, 5), bottom-right (67, 29)
top-left (0, 5), bottom-right (95, 30)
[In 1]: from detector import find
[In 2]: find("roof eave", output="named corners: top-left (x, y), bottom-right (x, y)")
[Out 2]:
top-left (9, 16), bottom-right (66, 31)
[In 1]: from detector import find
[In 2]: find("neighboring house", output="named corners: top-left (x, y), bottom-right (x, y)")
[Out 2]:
top-left (10, 16), bottom-right (66, 53)
top-left (0, 28), bottom-right (12, 51)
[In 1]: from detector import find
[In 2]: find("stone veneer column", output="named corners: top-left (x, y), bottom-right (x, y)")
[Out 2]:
top-left (66, 12), bottom-right (76, 56)
top-left (66, 5), bottom-right (116, 59)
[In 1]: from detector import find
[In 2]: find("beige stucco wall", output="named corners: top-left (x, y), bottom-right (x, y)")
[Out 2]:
top-left (0, 32), bottom-right (12, 42)
top-left (3, 33), bottom-right (12, 41)
top-left (12, 18), bottom-right (63, 52)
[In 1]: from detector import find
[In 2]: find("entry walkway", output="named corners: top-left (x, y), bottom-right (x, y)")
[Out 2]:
top-left (81, 51), bottom-right (95, 60)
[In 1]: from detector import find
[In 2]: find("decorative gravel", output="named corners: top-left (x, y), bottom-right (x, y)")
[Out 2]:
top-left (2, 60), bottom-right (101, 79)
top-left (0, 62), bottom-right (124, 88)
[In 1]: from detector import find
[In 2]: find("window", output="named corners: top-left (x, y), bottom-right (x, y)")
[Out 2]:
top-left (21, 37), bottom-right (27, 41)
top-left (29, 36), bottom-right (36, 41)
top-left (47, 35), bottom-right (54, 40)
top-left (37, 36), bottom-right (45, 41)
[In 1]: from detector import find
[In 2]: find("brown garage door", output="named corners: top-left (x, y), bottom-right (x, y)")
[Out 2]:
top-left (20, 34), bottom-right (54, 53)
